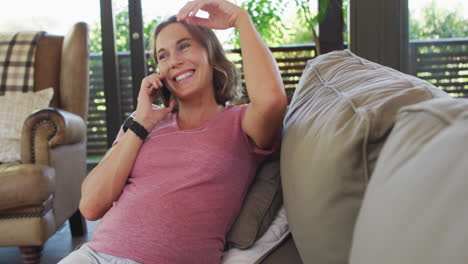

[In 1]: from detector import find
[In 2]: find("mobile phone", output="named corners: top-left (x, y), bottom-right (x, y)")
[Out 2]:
top-left (156, 79), bottom-right (171, 107)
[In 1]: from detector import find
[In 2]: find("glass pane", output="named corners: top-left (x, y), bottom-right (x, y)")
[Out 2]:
top-left (408, 0), bottom-right (468, 98)
top-left (0, 0), bottom-right (100, 35)
top-left (409, 0), bottom-right (467, 39)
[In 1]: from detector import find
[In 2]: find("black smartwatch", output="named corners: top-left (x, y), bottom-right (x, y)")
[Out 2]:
top-left (123, 116), bottom-right (149, 141)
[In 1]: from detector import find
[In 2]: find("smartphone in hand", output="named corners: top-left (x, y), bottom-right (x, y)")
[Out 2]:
top-left (160, 80), bottom-right (172, 107)
top-left (154, 79), bottom-right (171, 107)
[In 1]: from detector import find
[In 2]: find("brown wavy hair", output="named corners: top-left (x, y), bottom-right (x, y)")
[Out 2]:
top-left (150, 16), bottom-right (241, 106)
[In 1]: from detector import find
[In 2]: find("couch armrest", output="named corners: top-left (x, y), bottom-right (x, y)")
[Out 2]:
top-left (21, 107), bottom-right (86, 165)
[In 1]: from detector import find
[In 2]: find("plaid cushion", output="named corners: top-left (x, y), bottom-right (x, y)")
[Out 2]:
top-left (0, 31), bottom-right (44, 95)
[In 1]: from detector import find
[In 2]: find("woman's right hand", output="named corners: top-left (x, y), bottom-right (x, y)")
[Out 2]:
top-left (177, 0), bottom-right (246, 30)
top-left (134, 73), bottom-right (175, 132)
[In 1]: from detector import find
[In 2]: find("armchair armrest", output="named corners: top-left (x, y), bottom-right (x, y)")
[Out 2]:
top-left (21, 107), bottom-right (86, 165)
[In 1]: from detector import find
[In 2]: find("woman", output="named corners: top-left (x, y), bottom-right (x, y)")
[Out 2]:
top-left (60, 0), bottom-right (287, 263)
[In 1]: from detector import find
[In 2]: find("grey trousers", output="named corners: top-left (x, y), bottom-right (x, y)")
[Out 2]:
top-left (58, 245), bottom-right (142, 264)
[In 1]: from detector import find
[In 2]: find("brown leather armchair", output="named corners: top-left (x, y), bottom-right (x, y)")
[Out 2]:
top-left (0, 22), bottom-right (89, 264)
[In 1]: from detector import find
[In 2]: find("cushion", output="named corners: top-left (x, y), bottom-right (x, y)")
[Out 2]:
top-left (0, 163), bottom-right (55, 210)
top-left (350, 98), bottom-right (468, 264)
top-left (227, 148), bottom-right (283, 249)
top-left (223, 206), bottom-right (290, 264)
top-left (0, 88), bottom-right (54, 162)
top-left (281, 50), bottom-right (449, 263)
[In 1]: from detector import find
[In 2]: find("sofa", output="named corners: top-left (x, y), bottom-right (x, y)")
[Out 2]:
top-left (222, 49), bottom-right (468, 264)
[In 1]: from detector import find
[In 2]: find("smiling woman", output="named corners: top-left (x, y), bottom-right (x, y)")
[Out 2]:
top-left (58, 0), bottom-right (287, 263)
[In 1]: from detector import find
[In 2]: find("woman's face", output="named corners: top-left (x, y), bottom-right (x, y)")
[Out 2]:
top-left (155, 23), bottom-right (214, 102)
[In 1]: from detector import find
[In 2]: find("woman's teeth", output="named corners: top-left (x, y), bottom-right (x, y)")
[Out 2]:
top-left (175, 71), bottom-right (193, 82)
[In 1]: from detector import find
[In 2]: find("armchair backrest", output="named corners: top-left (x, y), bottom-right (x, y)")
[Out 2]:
top-left (34, 22), bottom-right (89, 121)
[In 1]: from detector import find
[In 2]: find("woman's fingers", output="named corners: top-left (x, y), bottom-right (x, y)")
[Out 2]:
top-left (138, 73), bottom-right (166, 104)
top-left (134, 72), bottom-right (173, 131)
top-left (185, 16), bottom-right (209, 27)
top-left (178, 0), bottom-right (242, 30)
top-left (178, 0), bottom-right (215, 22)
top-left (177, 0), bottom-right (198, 21)
top-left (143, 73), bottom-right (164, 92)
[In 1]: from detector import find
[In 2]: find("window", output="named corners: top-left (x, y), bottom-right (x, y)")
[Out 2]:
top-left (408, 0), bottom-right (468, 98)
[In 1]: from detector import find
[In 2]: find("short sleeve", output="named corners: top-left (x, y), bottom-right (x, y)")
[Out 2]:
top-left (238, 104), bottom-right (280, 159)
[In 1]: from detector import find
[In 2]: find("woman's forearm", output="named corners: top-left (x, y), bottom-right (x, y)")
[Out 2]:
top-left (235, 9), bottom-right (286, 107)
top-left (79, 131), bottom-right (144, 220)
top-left (235, 9), bottom-right (288, 148)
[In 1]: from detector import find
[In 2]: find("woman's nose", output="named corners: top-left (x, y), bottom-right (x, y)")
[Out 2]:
top-left (169, 52), bottom-right (183, 68)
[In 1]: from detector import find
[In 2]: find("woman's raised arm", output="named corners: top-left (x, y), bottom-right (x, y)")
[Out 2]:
top-left (178, 0), bottom-right (288, 149)
top-left (233, 9), bottom-right (287, 149)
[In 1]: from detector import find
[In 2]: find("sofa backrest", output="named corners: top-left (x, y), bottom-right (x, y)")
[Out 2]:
top-left (350, 97), bottom-right (468, 264)
top-left (280, 49), bottom-right (449, 263)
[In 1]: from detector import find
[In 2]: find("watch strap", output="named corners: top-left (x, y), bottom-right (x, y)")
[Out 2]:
top-left (123, 116), bottom-right (149, 141)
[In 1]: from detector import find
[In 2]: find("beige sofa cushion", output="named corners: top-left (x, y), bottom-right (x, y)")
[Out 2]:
top-left (227, 149), bottom-right (283, 249)
top-left (350, 98), bottom-right (468, 264)
top-left (281, 50), bottom-right (448, 263)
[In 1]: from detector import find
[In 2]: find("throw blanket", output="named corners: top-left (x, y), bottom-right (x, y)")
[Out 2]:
top-left (0, 31), bottom-right (44, 95)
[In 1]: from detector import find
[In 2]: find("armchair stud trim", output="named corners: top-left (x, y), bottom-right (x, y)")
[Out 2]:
top-left (30, 119), bottom-right (57, 164)
top-left (0, 202), bottom-right (52, 220)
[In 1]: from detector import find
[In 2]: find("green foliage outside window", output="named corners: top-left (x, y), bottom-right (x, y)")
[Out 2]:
top-left (228, 0), bottom-right (288, 48)
top-left (88, 0), bottom-right (467, 54)
top-left (410, 0), bottom-right (468, 40)
top-left (89, 10), bottom-right (159, 53)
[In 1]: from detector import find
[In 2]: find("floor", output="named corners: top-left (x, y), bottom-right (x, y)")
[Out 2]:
top-left (0, 220), bottom-right (99, 264)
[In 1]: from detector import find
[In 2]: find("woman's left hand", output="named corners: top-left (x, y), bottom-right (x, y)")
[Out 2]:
top-left (176, 0), bottom-right (246, 30)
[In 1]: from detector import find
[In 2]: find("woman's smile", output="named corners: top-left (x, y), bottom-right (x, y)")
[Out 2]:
top-left (174, 69), bottom-right (195, 83)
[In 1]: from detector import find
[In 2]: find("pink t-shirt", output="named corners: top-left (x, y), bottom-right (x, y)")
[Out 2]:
top-left (87, 104), bottom-right (274, 264)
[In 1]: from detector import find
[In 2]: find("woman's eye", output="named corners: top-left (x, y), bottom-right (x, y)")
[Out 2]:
top-left (158, 54), bottom-right (167, 60)
top-left (180, 43), bottom-right (190, 50)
